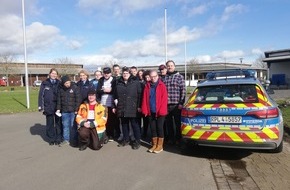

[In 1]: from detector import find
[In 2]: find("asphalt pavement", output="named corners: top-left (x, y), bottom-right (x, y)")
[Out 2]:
top-left (0, 112), bottom-right (216, 190)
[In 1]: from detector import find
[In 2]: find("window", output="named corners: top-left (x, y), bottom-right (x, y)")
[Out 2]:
top-left (194, 84), bottom-right (259, 103)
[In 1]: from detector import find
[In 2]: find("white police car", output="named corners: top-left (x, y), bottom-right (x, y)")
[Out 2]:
top-left (181, 69), bottom-right (283, 153)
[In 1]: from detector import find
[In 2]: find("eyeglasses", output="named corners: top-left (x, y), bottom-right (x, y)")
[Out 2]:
top-left (150, 75), bottom-right (158, 78)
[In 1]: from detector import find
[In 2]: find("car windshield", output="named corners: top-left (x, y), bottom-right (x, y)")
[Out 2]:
top-left (194, 84), bottom-right (259, 103)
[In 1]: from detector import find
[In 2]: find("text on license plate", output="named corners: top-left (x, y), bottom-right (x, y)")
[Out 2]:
top-left (210, 116), bottom-right (242, 124)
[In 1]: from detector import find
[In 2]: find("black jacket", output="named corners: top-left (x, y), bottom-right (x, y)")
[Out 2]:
top-left (57, 83), bottom-right (82, 113)
top-left (114, 76), bottom-right (142, 118)
top-left (38, 78), bottom-right (60, 115)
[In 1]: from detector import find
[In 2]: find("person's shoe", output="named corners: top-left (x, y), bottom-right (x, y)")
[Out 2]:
top-left (118, 140), bottom-right (129, 147)
top-left (55, 141), bottom-right (61, 146)
top-left (148, 137), bottom-right (158, 153)
top-left (153, 138), bottom-right (164, 154)
top-left (49, 141), bottom-right (55, 146)
top-left (59, 140), bottom-right (69, 147)
top-left (103, 135), bottom-right (109, 144)
top-left (132, 141), bottom-right (140, 150)
top-left (108, 136), bottom-right (114, 142)
top-left (79, 145), bottom-right (87, 151)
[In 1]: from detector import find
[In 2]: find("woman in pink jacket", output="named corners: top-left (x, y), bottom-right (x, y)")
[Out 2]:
top-left (141, 70), bottom-right (168, 153)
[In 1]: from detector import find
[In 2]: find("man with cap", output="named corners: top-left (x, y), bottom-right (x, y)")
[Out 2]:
top-left (96, 67), bottom-right (119, 142)
top-left (158, 64), bottom-right (167, 82)
top-left (76, 89), bottom-right (108, 151)
top-left (56, 75), bottom-right (82, 146)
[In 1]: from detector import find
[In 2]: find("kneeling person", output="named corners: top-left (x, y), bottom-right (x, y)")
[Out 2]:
top-left (76, 89), bottom-right (108, 151)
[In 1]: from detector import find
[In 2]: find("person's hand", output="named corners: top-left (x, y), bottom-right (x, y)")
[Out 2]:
top-left (112, 108), bottom-right (116, 114)
top-left (137, 108), bottom-right (141, 112)
top-left (178, 104), bottom-right (183, 110)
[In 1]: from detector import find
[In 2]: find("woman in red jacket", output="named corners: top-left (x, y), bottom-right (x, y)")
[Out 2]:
top-left (141, 70), bottom-right (168, 153)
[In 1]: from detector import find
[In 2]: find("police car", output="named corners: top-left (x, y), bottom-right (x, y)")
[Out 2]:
top-left (181, 69), bottom-right (283, 153)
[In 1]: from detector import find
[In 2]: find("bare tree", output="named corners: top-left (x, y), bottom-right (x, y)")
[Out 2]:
top-left (105, 58), bottom-right (123, 68)
top-left (0, 52), bottom-right (18, 86)
top-left (54, 57), bottom-right (78, 77)
top-left (253, 54), bottom-right (267, 69)
top-left (188, 58), bottom-right (201, 79)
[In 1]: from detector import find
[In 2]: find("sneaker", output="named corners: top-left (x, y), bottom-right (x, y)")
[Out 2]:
top-left (118, 140), bottom-right (129, 147)
top-left (108, 136), bottom-right (114, 142)
top-left (79, 145), bottom-right (87, 151)
top-left (59, 140), bottom-right (69, 147)
top-left (132, 141), bottom-right (141, 150)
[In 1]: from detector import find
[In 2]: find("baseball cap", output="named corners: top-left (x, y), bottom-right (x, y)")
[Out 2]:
top-left (103, 67), bottom-right (111, 74)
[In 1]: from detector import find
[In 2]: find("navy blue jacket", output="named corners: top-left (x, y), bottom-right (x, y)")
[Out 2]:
top-left (76, 79), bottom-right (92, 103)
top-left (38, 78), bottom-right (60, 115)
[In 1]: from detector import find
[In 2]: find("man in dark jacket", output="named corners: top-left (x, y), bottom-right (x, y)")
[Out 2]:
top-left (38, 68), bottom-right (62, 145)
top-left (96, 67), bottom-right (119, 141)
top-left (113, 66), bottom-right (142, 149)
top-left (56, 75), bottom-right (82, 145)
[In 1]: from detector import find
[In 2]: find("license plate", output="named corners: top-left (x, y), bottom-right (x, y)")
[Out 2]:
top-left (210, 116), bottom-right (242, 124)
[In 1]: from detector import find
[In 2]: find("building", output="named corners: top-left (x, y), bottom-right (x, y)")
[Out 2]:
top-left (263, 49), bottom-right (290, 89)
top-left (0, 63), bottom-right (84, 86)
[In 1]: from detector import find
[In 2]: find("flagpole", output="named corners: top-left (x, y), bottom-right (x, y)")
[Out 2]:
top-left (22, 0), bottom-right (30, 109)
top-left (164, 8), bottom-right (168, 63)
top-left (184, 37), bottom-right (187, 91)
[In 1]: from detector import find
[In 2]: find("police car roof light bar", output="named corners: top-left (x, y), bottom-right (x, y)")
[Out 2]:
top-left (206, 69), bottom-right (256, 80)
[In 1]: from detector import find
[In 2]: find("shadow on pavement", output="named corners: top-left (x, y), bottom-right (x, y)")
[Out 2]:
top-left (30, 123), bottom-right (49, 143)
top-left (164, 144), bottom-right (252, 160)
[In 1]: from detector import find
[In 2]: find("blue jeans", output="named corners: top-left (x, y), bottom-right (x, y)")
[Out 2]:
top-left (120, 117), bottom-right (141, 142)
top-left (62, 112), bottom-right (75, 142)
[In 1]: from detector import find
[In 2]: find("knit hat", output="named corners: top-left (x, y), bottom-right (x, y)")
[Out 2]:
top-left (61, 75), bottom-right (70, 85)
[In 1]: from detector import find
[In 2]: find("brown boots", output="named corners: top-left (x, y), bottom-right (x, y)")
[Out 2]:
top-left (148, 137), bottom-right (158, 153)
top-left (154, 138), bottom-right (164, 153)
top-left (148, 137), bottom-right (164, 154)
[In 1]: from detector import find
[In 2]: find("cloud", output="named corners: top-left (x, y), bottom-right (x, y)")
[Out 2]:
top-left (77, 0), bottom-right (164, 16)
top-left (221, 4), bottom-right (247, 22)
top-left (216, 50), bottom-right (245, 60)
top-left (187, 4), bottom-right (208, 17)
top-left (0, 14), bottom-right (62, 54)
top-left (251, 48), bottom-right (263, 55)
top-left (0, 0), bottom-right (40, 16)
top-left (196, 55), bottom-right (212, 63)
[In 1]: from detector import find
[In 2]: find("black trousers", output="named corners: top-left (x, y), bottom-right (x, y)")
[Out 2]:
top-left (46, 114), bottom-right (62, 143)
top-left (78, 127), bottom-right (102, 150)
top-left (148, 114), bottom-right (165, 138)
top-left (106, 107), bottom-right (120, 138)
top-left (166, 105), bottom-right (182, 142)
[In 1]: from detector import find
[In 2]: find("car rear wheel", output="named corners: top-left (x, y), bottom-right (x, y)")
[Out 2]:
top-left (269, 141), bottom-right (283, 153)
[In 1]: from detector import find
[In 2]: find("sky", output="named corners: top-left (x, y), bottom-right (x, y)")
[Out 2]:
top-left (1, 0), bottom-right (290, 69)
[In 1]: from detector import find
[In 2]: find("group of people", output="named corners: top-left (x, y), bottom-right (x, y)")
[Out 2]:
top-left (38, 60), bottom-right (186, 153)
